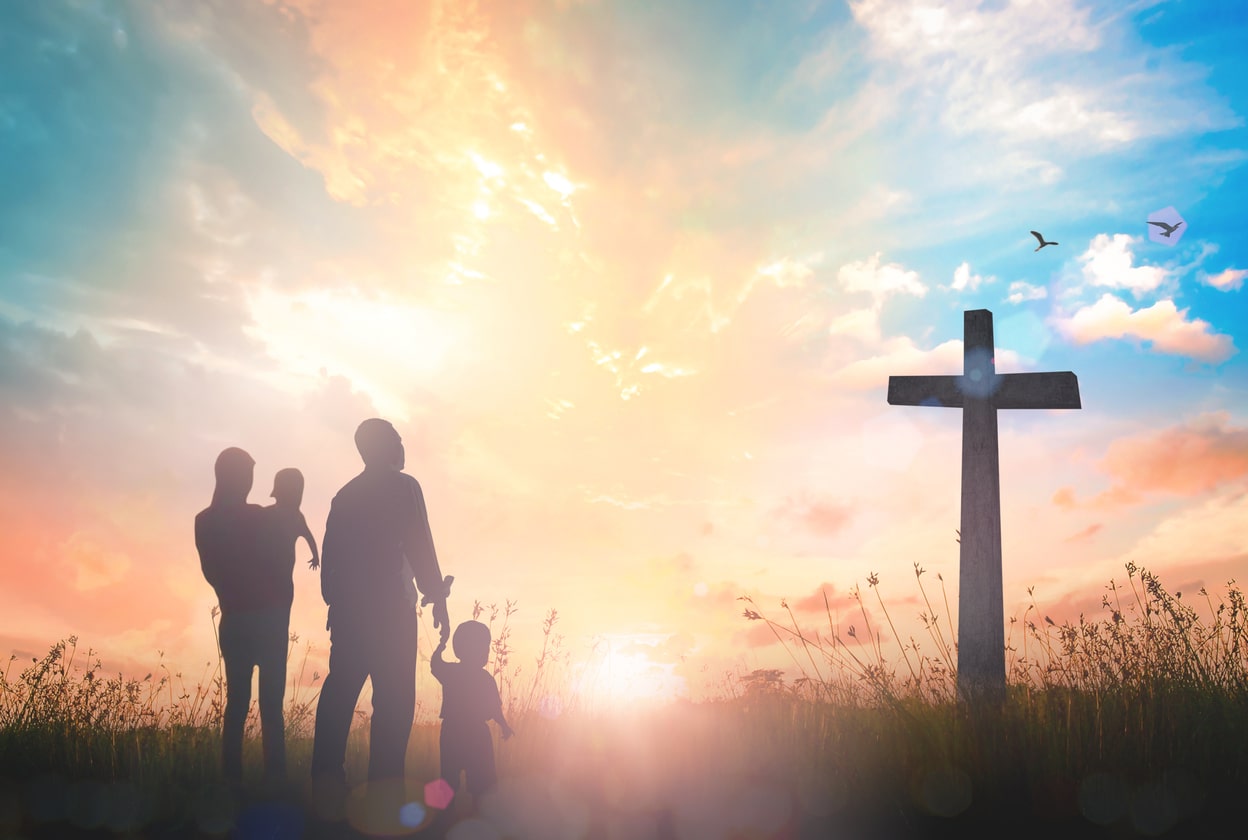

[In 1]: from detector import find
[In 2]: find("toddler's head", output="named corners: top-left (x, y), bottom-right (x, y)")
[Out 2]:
top-left (452, 620), bottom-right (491, 669)
top-left (271, 468), bottom-right (305, 507)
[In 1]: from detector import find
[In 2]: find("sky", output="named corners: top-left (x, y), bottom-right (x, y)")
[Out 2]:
top-left (1, 0), bottom-right (1246, 711)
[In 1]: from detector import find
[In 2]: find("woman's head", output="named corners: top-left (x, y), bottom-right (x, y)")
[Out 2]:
top-left (212, 447), bottom-right (255, 505)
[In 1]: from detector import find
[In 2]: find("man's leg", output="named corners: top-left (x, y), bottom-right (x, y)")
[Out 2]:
top-left (365, 606), bottom-right (417, 782)
top-left (311, 607), bottom-right (369, 783)
top-left (219, 612), bottom-right (256, 782)
top-left (257, 606), bottom-right (290, 781)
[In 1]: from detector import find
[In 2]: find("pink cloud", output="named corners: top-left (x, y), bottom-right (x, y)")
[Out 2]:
top-left (792, 583), bottom-right (848, 614)
top-left (1058, 412), bottom-right (1248, 509)
top-left (774, 495), bottom-right (854, 537)
top-left (1202, 268), bottom-right (1246, 291)
top-left (1063, 523), bottom-right (1102, 543)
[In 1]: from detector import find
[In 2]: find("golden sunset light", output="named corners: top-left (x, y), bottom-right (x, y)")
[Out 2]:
top-left (3, 0), bottom-right (1248, 835)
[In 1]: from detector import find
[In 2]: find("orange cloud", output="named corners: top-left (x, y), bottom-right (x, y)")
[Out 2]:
top-left (1060, 412), bottom-right (1248, 509)
top-left (61, 533), bottom-right (133, 591)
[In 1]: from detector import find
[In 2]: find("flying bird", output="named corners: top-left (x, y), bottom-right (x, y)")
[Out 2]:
top-left (1031, 230), bottom-right (1058, 251)
top-left (1148, 219), bottom-right (1183, 237)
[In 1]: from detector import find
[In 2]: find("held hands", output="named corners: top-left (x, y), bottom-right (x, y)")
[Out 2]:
top-left (433, 598), bottom-right (450, 645)
top-left (421, 574), bottom-right (453, 645)
top-left (500, 723), bottom-right (514, 741)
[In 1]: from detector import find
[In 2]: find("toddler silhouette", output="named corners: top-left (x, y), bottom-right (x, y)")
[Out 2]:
top-left (266, 467), bottom-right (320, 571)
top-left (432, 620), bottom-right (514, 802)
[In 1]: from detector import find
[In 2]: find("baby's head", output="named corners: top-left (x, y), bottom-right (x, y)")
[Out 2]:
top-left (452, 620), bottom-right (491, 669)
top-left (270, 468), bottom-right (305, 507)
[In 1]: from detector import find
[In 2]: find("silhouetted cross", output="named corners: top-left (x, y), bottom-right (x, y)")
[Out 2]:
top-left (887, 309), bottom-right (1081, 703)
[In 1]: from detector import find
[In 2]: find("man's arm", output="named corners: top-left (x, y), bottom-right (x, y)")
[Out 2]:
top-left (402, 477), bottom-right (449, 636)
top-left (319, 499), bottom-right (343, 607)
top-left (402, 477), bottom-right (444, 595)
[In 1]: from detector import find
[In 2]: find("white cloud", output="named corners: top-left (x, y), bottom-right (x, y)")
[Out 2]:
top-left (827, 307), bottom-right (882, 344)
top-left (1078, 234), bottom-right (1168, 298)
top-left (837, 253), bottom-right (926, 303)
top-left (1202, 268), bottom-right (1247, 292)
top-left (756, 254), bottom-right (823, 291)
top-left (848, 0), bottom-right (1237, 151)
top-left (946, 261), bottom-right (991, 293)
top-left (1006, 281), bottom-right (1047, 304)
top-left (1007, 89), bottom-right (1138, 145)
top-left (851, 0), bottom-right (1100, 66)
top-left (850, 184), bottom-right (912, 221)
top-left (1052, 293), bottom-right (1236, 363)
top-left (831, 336), bottom-right (1026, 390)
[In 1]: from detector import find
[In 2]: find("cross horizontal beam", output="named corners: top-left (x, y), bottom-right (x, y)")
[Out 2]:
top-left (887, 371), bottom-right (1081, 410)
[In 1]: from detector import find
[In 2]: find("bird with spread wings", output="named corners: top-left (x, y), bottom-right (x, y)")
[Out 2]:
top-left (1148, 220), bottom-right (1183, 237)
top-left (1031, 230), bottom-right (1058, 251)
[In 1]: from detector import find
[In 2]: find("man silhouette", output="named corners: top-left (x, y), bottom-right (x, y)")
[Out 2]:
top-left (195, 447), bottom-right (290, 783)
top-left (310, 419), bottom-right (451, 788)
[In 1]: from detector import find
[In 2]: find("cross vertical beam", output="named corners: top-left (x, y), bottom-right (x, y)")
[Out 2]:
top-left (887, 309), bottom-right (1081, 705)
top-left (958, 310), bottom-right (1005, 703)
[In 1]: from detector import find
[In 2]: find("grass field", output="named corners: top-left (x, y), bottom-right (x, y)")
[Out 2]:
top-left (3, 563), bottom-right (1248, 839)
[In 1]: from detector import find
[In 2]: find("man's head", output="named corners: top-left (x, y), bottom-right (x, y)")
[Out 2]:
top-left (212, 447), bottom-right (255, 504)
top-left (354, 418), bottom-right (405, 470)
top-left (452, 620), bottom-right (491, 668)
top-left (271, 467), bottom-right (305, 506)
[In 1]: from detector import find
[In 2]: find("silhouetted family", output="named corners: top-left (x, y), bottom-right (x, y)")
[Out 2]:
top-left (193, 418), bottom-right (513, 813)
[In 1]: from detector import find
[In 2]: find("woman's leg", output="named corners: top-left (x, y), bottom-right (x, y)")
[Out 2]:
top-left (257, 606), bottom-right (290, 780)
top-left (219, 612), bottom-right (256, 782)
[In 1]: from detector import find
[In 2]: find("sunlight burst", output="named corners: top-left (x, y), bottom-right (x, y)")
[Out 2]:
top-left (543, 171), bottom-right (576, 199)
top-left (575, 636), bottom-right (687, 710)
top-left (244, 285), bottom-right (460, 421)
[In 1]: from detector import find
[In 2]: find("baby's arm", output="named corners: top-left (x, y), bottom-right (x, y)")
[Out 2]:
top-left (430, 639), bottom-right (448, 683)
top-left (489, 679), bottom-right (513, 739)
top-left (299, 513), bottom-right (320, 570)
top-left (493, 710), bottom-right (514, 740)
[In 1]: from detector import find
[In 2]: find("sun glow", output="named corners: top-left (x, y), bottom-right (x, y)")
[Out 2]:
top-left (470, 152), bottom-right (503, 180)
top-left (244, 284), bottom-right (460, 420)
top-left (542, 170), bottom-right (576, 199)
top-left (574, 635), bottom-right (688, 710)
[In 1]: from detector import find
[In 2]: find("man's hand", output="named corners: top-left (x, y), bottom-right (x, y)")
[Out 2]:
top-left (421, 575), bottom-right (454, 606)
top-left (433, 598), bottom-right (450, 644)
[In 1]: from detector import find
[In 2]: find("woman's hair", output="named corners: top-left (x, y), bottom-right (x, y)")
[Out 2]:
top-left (211, 447), bottom-right (255, 505)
